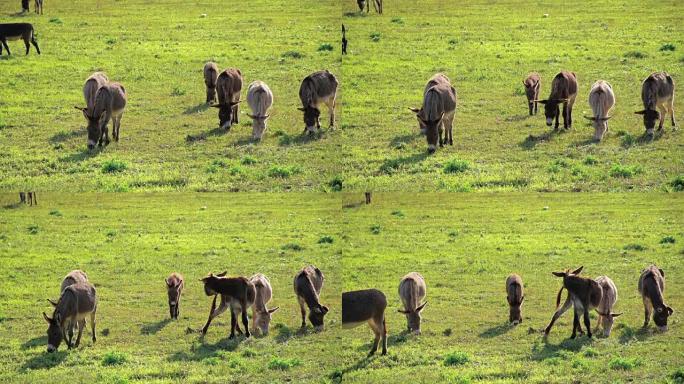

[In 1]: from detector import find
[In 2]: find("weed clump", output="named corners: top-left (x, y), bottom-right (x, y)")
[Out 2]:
top-left (444, 351), bottom-right (471, 366)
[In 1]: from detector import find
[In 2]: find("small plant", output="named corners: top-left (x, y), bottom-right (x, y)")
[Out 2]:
top-left (370, 32), bottom-right (381, 42)
top-left (609, 164), bottom-right (642, 178)
top-left (281, 243), bottom-right (304, 251)
top-left (171, 86), bottom-right (186, 96)
top-left (105, 37), bottom-right (117, 45)
top-left (49, 18), bottom-right (63, 25)
top-left (268, 166), bottom-right (299, 178)
top-left (444, 351), bottom-right (471, 366)
top-left (282, 51), bottom-right (304, 59)
top-left (102, 351), bottom-right (128, 366)
top-left (49, 210), bottom-right (62, 217)
top-left (202, 357), bottom-right (220, 366)
top-left (329, 176), bottom-right (343, 191)
top-left (444, 159), bottom-right (470, 174)
top-left (660, 236), bottom-right (676, 244)
top-left (317, 43), bottom-right (333, 52)
top-left (27, 225), bottom-right (39, 235)
top-left (318, 235), bottom-right (334, 244)
top-left (370, 224), bottom-right (382, 234)
top-left (621, 133), bottom-right (636, 147)
top-left (609, 357), bottom-right (640, 371)
top-left (582, 347), bottom-right (599, 358)
top-left (624, 51), bottom-right (647, 59)
top-left (623, 243), bottom-right (646, 251)
top-left (228, 165), bottom-right (245, 176)
top-left (380, 159), bottom-right (401, 174)
top-left (671, 176), bottom-right (684, 191)
top-left (391, 17), bottom-right (404, 24)
top-left (241, 156), bottom-right (257, 165)
top-left (101, 160), bottom-right (127, 174)
top-left (583, 156), bottom-right (598, 165)
top-left (391, 210), bottom-right (404, 217)
top-left (268, 357), bottom-right (301, 370)
top-left (659, 43), bottom-right (676, 52)
top-left (672, 367), bottom-right (684, 384)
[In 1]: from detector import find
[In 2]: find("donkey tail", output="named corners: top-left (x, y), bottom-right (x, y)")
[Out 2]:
top-left (555, 286), bottom-right (565, 308)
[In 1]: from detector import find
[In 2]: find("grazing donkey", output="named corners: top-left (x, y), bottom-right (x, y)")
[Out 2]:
top-left (249, 274), bottom-right (279, 335)
top-left (82, 83), bottom-right (127, 150)
top-left (398, 272), bottom-right (427, 334)
top-left (75, 72), bottom-right (109, 121)
top-left (594, 275), bottom-right (621, 337)
top-left (342, 24), bottom-right (348, 55)
top-left (357, 0), bottom-right (383, 14)
top-left (364, 191), bottom-right (372, 204)
top-left (506, 274), bottom-right (524, 325)
top-left (200, 272), bottom-right (256, 338)
top-left (165, 273), bottom-right (184, 320)
top-left (409, 73), bottom-right (457, 154)
top-left (294, 265), bottom-right (329, 331)
top-left (343, 289), bottom-right (388, 356)
top-left (48, 270), bottom-right (89, 342)
top-left (523, 73), bottom-right (541, 115)
top-left (0, 23), bottom-right (41, 55)
top-left (537, 71), bottom-right (578, 130)
top-left (298, 70), bottom-right (338, 134)
top-left (203, 62), bottom-right (219, 104)
top-left (212, 68), bottom-right (243, 130)
top-left (246, 81), bottom-right (273, 140)
top-left (43, 282), bottom-right (97, 352)
top-left (544, 266), bottom-right (602, 339)
top-left (19, 191), bottom-right (37, 205)
top-left (635, 72), bottom-right (676, 136)
top-left (585, 80), bottom-right (615, 141)
top-left (638, 265), bottom-right (673, 332)
top-left (34, 0), bottom-right (43, 14)
top-left (21, 0), bottom-right (29, 12)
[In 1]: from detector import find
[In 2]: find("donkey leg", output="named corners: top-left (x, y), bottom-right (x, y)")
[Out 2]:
top-left (669, 100), bottom-right (677, 128)
top-left (326, 97), bottom-right (336, 128)
top-left (368, 319), bottom-right (380, 356)
top-left (658, 105), bottom-right (666, 130)
top-left (583, 308), bottom-right (592, 338)
top-left (2, 40), bottom-right (11, 56)
top-left (642, 297), bottom-right (652, 328)
top-left (24, 38), bottom-right (30, 55)
top-left (380, 316), bottom-right (387, 355)
top-left (544, 297), bottom-right (571, 335)
top-left (571, 308), bottom-right (580, 339)
top-left (241, 307), bottom-right (250, 338)
top-left (298, 298), bottom-right (307, 329)
top-left (201, 295), bottom-right (225, 335)
top-left (74, 319), bottom-right (85, 347)
top-left (229, 309), bottom-right (237, 339)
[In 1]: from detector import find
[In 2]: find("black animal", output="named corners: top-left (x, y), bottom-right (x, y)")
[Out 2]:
top-left (21, 0), bottom-right (29, 12)
top-left (0, 23), bottom-right (41, 55)
top-left (34, 0), bottom-right (44, 14)
top-left (342, 24), bottom-right (348, 55)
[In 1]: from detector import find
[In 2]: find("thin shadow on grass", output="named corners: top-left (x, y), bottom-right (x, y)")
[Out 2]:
top-left (519, 130), bottom-right (560, 150)
top-left (20, 350), bottom-right (67, 371)
top-left (8, 11), bottom-right (28, 17)
top-left (232, 136), bottom-right (258, 147)
top-left (59, 148), bottom-right (100, 163)
top-left (378, 152), bottom-right (429, 174)
top-left (183, 103), bottom-right (211, 115)
top-left (273, 323), bottom-right (317, 344)
top-left (50, 128), bottom-right (85, 144)
top-left (185, 126), bottom-right (229, 143)
top-left (636, 130), bottom-right (665, 144)
top-left (531, 336), bottom-right (591, 361)
top-left (617, 324), bottom-right (654, 344)
top-left (21, 335), bottom-right (47, 350)
top-left (389, 133), bottom-right (418, 148)
top-left (331, 355), bottom-right (376, 382)
top-left (3, 202), bottom-right (22, 209)
top-left (277, 130), bottom-right (326, 147)
top-left (479, 323), bottom-right (514, 338)
top-left (168, 336), bottom-right (241, 362)
top-left (354, 329), bottom-right (410, 353)
top-left (141, 318), bottom-right (172, 335)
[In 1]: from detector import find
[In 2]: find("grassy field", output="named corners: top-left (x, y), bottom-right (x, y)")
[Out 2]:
top-left (341, 193), bottom-right (684, 383)
top-left (0, 0), bottom-right (342, 192)
top-left (0, 193), bottom-right (342, 383)
top-left (339, 0), bottom-right (684, 191)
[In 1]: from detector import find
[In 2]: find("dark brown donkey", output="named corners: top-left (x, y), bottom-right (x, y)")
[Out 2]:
top-left (523, 73), bottom-right (541, 116)
top-left (544, 266), bottom-right (602, 339)
top-left (0, 23), bottom-right (41, 55)
top-left (343, 289), bottom-right (388, 356)
top-left (200, 272), bottom-right (256, 338)
top-left (506, 274), bottom-right (524, 325)
top-left (166, 273), bottom-right (184, 319)
top-left (638, 265), bottom-right (674, 332)
top-left (43, 282), bottom-right (97, 352)
top-left (212, 68), bottom-right (243, 130)
top-left (536, 71), bottom-right (578, 130)
top-left (294, 265), bottom-right (329, 331)
top-left (34, 0), bottom-right (44, 14)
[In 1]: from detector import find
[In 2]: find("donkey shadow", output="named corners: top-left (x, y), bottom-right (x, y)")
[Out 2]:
top-left (617, 324), bottom-right (654, 345)
top-left (21, 350), bottom-right (68, 371)
top-left (140, 318), bottom-right (172, 335)
top-left (479, 323), bottom-right (514, 338)
top-left (59, 148), bottom-right (101, 163)
top-left (183, 103), bottom-right (210, 115)
top-left (274, 323), bottom-right (319, 344)
top-left (389, 133), bottom-right (418, 148)
top-left (21, 335), bottom-right (47, 350)
top-left (185, 126), bottom-right (229, 143)
top-left (50, 129), bottom-right (85, 144)
top-left (354, 329), bottom-right (411, 353)
top-left (168, 335), bottom-right (241, 362)
top-left (531, 336), bottom-right (591, 361)
top-left (519, 130), bottom-right (560, 150)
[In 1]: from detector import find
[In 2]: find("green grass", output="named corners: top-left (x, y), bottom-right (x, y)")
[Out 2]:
top-left (339, 0), bottom-right (683, 192)
top-left (0, 0), bottom-right (340, 192)
top-left (340, 193), bottom-right (683, 383)
top-left (0, 193), bottom-right (341, 383)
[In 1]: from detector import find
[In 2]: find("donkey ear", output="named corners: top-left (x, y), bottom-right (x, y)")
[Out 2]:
top-left (216, 271), bottom-right (228, 277)
top-left (583, 115), bottom-right (596, 121)
top-left (634, 110), bottom-right (646, 115)
top-left (416, 301), bottom-right (427, 312)
top-left (552, 271), bottom-right (565, 277)
top-left (229, 100), bottom-right (243, 107)
top-left (210, 104), bottom-right (222, 108)
top-left (165, 278), bottom-right (171, 286)
top-left (319, 305), bottom-right (329, 314)
top-left (571, 266), bottom-right (584, 275)
top-left (520, 295), bottom-right (525, 304)
top-left (659, 268), bottom-right (665, 277)
top-left (536, 99), bottom-right (549, 104)
top-left (47, 299), bottom-right (58, 307)
top-left (397, 308), bottom-right (410, 314)
top-left (43, 312), bottom-right (52, 323)
top-left (177, 279), bottom-right (183, 288)
top-left (408, 107), bottom-right (420, 113)
top-left (298, 107), bottom-right (306, 111)
top-left (666, 306), bottom-right (674, 315)
top-left (610, 312), bottom-right (623, 318)
top-left (522, 80), bottom-right (527, 87)
top-left (268, 306), bottom-right (280, 314)
top-left (247, 113), bottom-right (255, 119)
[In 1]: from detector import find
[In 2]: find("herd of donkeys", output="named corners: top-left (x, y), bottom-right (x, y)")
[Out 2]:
top-left (43, 263), bottom-right (673, 357)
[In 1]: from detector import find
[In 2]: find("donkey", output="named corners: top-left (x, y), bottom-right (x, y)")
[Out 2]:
top-left (75, 72), bottom-right (109, 122)
top-left (537, 71), bottom-right (578, 131)
top-left (249, 273), bottom-right (279, 335)
top-left (341, 24), bottom-right (348, 55)
top-left (83, 83), bottom-right (127, 150)
top-left (165, 272), bottom-right (184, 319)
top-left (585, 80), bottom-right (615, 141)
top-left (638, 265), bottom-right (673, 332)
top-left (0, 23), bottom-right (41, 55)
top-left (294, 265), bottom-right (329, 331)
top-left (246, 81), bottom-right (273, 140)
top-left (544, 266), bottom-right (602, 339)
top-left (365, 191), bottom-right (372, 204)
top-left (43, 282), bottom-right (97, 352)
top-left (48, 270), bottom-right (89, 342)
top-left (203, 62), bottom-right (219, 104)
top-left (506, 274), bottom-right (524, 325)
top-left (34, 0), bottom-right (43, 14)
top-left (635, 72), bottom-right (676, 136)
top-left (343, 289), bottom-right (388, 355)
top-left (28, 191), bottom-right (37, 205)
top-left (298, 70), bottom-right (338, 134)
top-left (212, 68), bottom-right (243, 130)
top-left (523, 73), bottom-right (541, 115)
top-left (358, 0), bottom-right (383, 14)
top-left (409, 73), bottom-right (457, 154)
top-left (594, 275), bottom-right (621, 337)
top-left (200, 272), bottom-right (256, 338)
top-left (398, 272), bottom-right (427, 334)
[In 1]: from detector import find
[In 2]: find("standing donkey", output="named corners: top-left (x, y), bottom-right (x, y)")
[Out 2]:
top-left (343, 289), bottom-right (388, 356)
top-left (523, 73), bottom-right (541, 116)
top-left (212, 68), bottom-right (243, 130)
top-left (506, 274), bottom-right (525, 325)
top-left (398, 272), bottom-right (427, 334)
top-left (246, 81), bottom-right (273, 140)
top-left (0, 23), bottom-right (41, 55)
top-left (537, 71), bottom-right (578, 131)
top-left (409, 73), bottom-right (457, 154)
top-left (249, 274), bottom-right (279, 335)
top-left (585, 80), bottom-right (615, 141)
top-left (203, 62), bottom-right (219, 104)
top-left (166, 273), bottom-right (184, 319)
top-left (200, 272), bottom-right (256, 338)
top-left (43, 282), bottom-right (98, 352)
top-left (82, 82), bottom-right (127, 150)
top-left (635, 72), bottom-right (676, 136)
top-left (49, 270), bottom-right (89, 342)
top-left (294, 265), bottom-right (329, 331)
top-left (298, 70), bottom-right (338, 134)
top-left (75, 72), bottom-right (108, 124)
top-left (544, 266), bottom-right (602, 339)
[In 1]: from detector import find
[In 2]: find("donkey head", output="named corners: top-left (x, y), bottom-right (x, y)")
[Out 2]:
top-left (584, 115), bottom-right (613, 141)
top-left (254, 306), bottom-right (280, 336)
top-left (508, 296), bottom-right (524, 325)
top-left (298, 105), bottom-right (321, 134)
top-left (598, 311), bottom-right (622, 337)
top-left (75, 106), bottom-right (105, 150)
top-left (212, 101), bottom-right (241, 130)
top-left (634, 109), bottom-right (660, 135)
top-left (552, 266), bottom-right (584, 279)
top-left (247, 113), bottom-right (270, 140)
top-left (653, 305), bottom-right (674, 332)
top-left (398, 302), bottom-right (427, 334)
top-left (43, 311), bottom-right (63, 353)
top-left (309, 304), bottom-right (329, 331)
top-left (200, 271), bottom-right (227, 296)
top-left (536, 99), bottom-right (568, 126)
